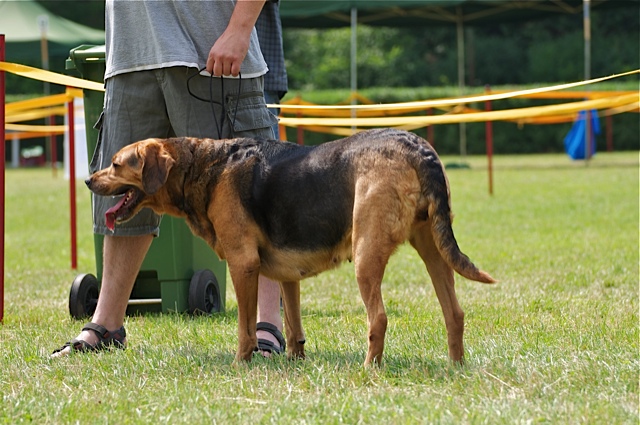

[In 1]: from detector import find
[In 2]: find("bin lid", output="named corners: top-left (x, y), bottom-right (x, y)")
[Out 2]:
top-left (66, 44), bottom-right (106, 72)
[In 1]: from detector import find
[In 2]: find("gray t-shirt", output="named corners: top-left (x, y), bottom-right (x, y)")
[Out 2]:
top-left (105, 0), bottom-right (268, 80)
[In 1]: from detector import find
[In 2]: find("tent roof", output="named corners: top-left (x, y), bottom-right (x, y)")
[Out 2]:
top-left (0, 0), bottom-right (104, 44)
top-left (279, 0), bottom-right (637, 28)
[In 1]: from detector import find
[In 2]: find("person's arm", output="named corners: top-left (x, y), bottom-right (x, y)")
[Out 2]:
top-left (206, 0), bottom-right (267, 77)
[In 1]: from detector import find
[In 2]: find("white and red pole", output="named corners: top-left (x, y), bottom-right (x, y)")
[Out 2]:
top-left (1, 34), bottom-right (6, 323)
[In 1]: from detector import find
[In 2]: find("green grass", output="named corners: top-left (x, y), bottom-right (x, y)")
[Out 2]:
top-left (1, 152), bottom-right (638, 424)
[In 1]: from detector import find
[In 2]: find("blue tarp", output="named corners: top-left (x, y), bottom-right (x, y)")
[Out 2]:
top-left (564, 110), bottom-right (600, 160)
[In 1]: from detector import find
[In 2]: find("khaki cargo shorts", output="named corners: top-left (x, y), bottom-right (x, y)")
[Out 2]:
top-left (90, 67), bottom-right (277, 236)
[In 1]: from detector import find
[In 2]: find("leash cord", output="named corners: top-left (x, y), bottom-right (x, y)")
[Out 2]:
top-left (186, 67), bottom-right (241, 138)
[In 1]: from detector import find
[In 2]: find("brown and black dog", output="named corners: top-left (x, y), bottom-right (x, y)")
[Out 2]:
top-left (85, 128), bottom-right (495, 365)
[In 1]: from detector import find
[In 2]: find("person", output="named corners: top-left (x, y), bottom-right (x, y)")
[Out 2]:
top-left (52, 0), bottom-right (285, 357)
top-left (254, 0), bottom-right (289, 356)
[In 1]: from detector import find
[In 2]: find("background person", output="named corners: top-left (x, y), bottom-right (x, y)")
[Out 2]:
top-left (255, 0), bottom-right (289, 356)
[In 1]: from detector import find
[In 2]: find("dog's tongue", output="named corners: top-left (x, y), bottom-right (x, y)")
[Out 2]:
top-left (105, 195), bottom-right (128, 231)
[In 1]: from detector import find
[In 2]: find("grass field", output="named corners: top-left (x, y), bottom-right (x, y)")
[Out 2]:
top-left (1, 151), bottom-right (638, 424)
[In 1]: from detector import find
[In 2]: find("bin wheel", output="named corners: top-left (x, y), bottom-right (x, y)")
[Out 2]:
top-left (69, 273), bottom-right (99, 319)
top-left (189, 269), bottom-right (221, 315)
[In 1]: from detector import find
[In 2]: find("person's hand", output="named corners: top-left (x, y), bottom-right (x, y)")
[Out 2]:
top-left (205, 0), bottom-right (266, 77)
top-left (206, 30), bottom-right (250, 77)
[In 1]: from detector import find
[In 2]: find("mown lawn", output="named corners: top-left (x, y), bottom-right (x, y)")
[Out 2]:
top-left (1, 151), bottom-right (638, 424)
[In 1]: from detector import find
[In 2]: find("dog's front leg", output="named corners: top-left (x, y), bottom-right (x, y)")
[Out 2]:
top-left (228, 259), bottom-right (261, 363)
top-left (280, 281), bottom-right (306, 359)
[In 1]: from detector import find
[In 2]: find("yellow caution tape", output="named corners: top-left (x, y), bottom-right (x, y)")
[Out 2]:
top-left (2, 60), bottom-right (637, 135)
top-left (278, 69), bottom-right (639, 112)
top-left (600, 102), bottom-right (640, 116)
top-left (5, 124), bottom-right (67, 133)
top-left (0, 61), bottom-right (104, 92)
top-left (6, 93), bottom-right (73, 112)
top-left (278, 93), bottom-right (639, 127)
top-left (66, 87), bottom-right (84, 99)
top-left (6, 106), bottom-right (67, 123)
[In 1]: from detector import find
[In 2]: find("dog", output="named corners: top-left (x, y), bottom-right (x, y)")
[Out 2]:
top-left (85, 128), bottom-right (496, 365)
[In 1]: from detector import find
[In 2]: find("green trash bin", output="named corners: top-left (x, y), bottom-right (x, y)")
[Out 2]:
top-left (66, 45), bottom-right (226, 317)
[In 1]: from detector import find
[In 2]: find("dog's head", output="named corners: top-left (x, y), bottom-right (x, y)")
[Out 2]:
top-left (85, 138), bottom-right (175, 230)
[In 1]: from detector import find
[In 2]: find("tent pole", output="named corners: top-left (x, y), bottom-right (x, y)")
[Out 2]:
top-left (485, 85), bottom-right (494, 196)
top-left (37, 15), bottom-right (57, 176)
top-left (350, 7), bottom-right (357, 133)
top-left (456, 7), bottom-right (467, 158)
top-left (584, 0), bottom-right (592, 162)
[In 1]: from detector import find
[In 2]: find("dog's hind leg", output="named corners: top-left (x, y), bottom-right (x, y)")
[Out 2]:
top-left (353, 246), bottom-right (390, 367)
top-left (352, 172), bottom-right (419, 366)
top-left (410, 224), bottom-right (465, 363)
top-left (280, 281), bottom-right (306, 359)
top-left (352, 211), bottom-right (401, 366)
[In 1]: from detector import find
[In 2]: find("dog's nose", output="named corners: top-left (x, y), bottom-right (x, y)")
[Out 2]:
top-left (85, 177), bottom-right (92, 188)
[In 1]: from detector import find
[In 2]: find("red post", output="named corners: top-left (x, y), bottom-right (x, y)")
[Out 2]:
top-left (426, 108), bottom-right (434, 146)
top-left (67, 94), bottom-right (77, 270)
top-left (606, 114), bottom-right (613, 152)
top-left (49, 115), bottom-right (57, 177)
top-left (0, 34), bottom-right (5, 323)
top-left (585, 109), bottom-right (592, 160)
top-left (485, 85), bottom-right (494, 196)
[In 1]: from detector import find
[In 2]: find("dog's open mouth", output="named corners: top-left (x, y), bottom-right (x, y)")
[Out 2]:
top-left (105, 188), bottom-right (141, 231)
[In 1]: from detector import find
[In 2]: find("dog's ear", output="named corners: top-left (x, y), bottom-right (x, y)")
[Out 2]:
top-left (140, 142), bottom-right (175, 194)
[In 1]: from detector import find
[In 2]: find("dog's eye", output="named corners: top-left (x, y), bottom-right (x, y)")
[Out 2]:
top-left (112, 162), bottom-right (120, 169)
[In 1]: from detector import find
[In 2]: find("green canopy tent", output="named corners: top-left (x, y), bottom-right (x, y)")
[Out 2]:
top-left (0, 0), bottom-right (104, 63)
top-left (279, 0), bottom-right (633, 28)
top-left (279, 0), bottom-right (636, 154)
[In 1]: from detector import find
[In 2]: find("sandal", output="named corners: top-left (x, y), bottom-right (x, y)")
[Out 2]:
top-left (52, 322), bottom-right (127, 355)
top-left (256, 322), bottom-right (286, 355)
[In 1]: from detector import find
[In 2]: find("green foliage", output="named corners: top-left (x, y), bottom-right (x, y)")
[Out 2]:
top-left (1, 154), bottom-right (638, 423)
top-left (283, 8), bottom-right (639, 90)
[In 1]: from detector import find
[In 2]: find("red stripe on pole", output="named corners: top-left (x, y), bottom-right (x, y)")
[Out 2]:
top-left (606, 114), bottom-right (613, 152)
top-left (67, 94), bottom-right (77, 270)
top-left (50, 115), bottom-right (57, 177)
top-left (1, 34), bottom-right (6, 323)
top-left (426, 108), bottom-right (434, 146)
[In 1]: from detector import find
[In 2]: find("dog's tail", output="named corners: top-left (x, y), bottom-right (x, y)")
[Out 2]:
top-left (412, 137), bottom-right (496, 284)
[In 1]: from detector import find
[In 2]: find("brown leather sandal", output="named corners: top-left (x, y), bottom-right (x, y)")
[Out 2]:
top-left (52, 322), bottom-right (126, 354)
top-left (256, 322), bottom-right (286, 355)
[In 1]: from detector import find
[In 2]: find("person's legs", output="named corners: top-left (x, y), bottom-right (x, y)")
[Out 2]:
top-left (52, 235), bottom-right (153, 356)
top-left (255, 89), bottom-right (285, 355)
top-left (256, 276), bottom-right (284, 356)
top-left (52, 71), bottom-right (170, 356)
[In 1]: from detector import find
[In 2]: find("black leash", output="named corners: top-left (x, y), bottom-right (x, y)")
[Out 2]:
top-left (186, 67), bottom-right (241, 138)
top-left (183, 67), bottom-right (241, 213)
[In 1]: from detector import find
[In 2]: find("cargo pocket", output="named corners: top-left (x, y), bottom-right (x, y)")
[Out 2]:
top-left (89, 111), bottom-right (104, 174)
top-left (226, 91), bottom-right (278, 138)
